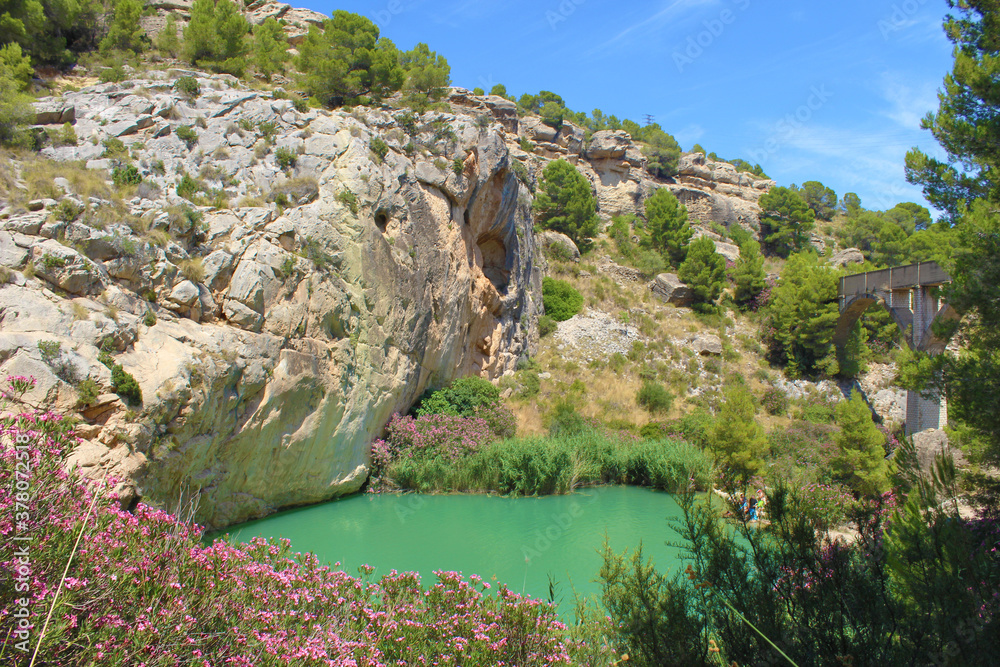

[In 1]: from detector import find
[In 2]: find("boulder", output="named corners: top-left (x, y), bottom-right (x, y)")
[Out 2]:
top-left (554, 121), bottom-right (585, 154)
top-left (830, 247), bottom-right (866, 268)
top-left (32, 240), bottom-right (107, 295)
top-left (586, 130), bottom-right (630, 159)
top-left (34, 99), bottom-right (75, 125)
top-left (911, 429), bottom-right (968, 472)
top-left (651, 273), bottom-right (693, 306)
top-left (483, 96), bottom-right (518, 133)
top-left (537, 231), bottom-right (580, 261)
top-left (714, 241), bottom-right (741, 263)
top-left (691, 334), bottom-right (723, 356)
top-left (521, 116), bottom-right (558, 143)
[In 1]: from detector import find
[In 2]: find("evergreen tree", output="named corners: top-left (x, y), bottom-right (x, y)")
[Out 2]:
top-left (0, 43), bottom-right (33, 147)
top-left (183, 0), bottom-right (218, 65)
top-left (758, 186), bottom-right (816, 257)
top-left (400, 42), bottom-right (450, 100)
top-left (710, 385), bottom-right (768, 484)
top-left (796, 180), bottom-right (837, 221)
top-left (534, 159), bottom-right (599, 250)
top-left (764, 252), bottom-right (841, 377)
top-left (489, 83), bottom-right (507, 98)
top-left (640, 126), bottom-right (682, 178)
top-left (840, 192), bottom-right (862, 217)
top-left (0, 0), bottom-right (105, 65)
top-left (251, 17), bottom-right (288, 81)
top-left (154, 13), bottom-right (180, 57)
top-left (677, 236), bottom-right (726, 311)
top-left (99, 0), bottom-right (145, 54)
top-left (296, 10), bottom-right (404, 107)
top-left (834, 392), bottom-right (892, 496)
top-left (840, 210), bottom-right (910, 267)
top-left (904, 1), bottom-right (1000, 219)
top-left (732, 238), bottom-right (766, 310)
top-left (644, 187), bottom-right (691, 266)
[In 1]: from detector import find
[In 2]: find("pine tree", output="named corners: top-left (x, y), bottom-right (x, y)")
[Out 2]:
top-left (400, 42), bottom-right (450, 100)
top-left (534, 159), bottom-right (599, 250)
top-left (677, 236), bottom-right (726, 311)
top-left (251, 17), bottom-right (287, 81)
top-left (99, 0), bottom-right (146, 54)
top-left (711, 386), bottom-right (768, 485)
top-left (834, 392), bottom-right (891, 496)
top-left (154, 13), bottom-right (181, 57)
top-left (732, 238), bottom-right (766, 310)
top-left (758, 186), bottom-right (815, 257)
top-left (645, 187), bottom-right (691, 267)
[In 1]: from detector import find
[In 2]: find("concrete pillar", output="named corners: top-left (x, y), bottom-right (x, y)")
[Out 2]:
top-left (912, 285), bottom-right (938, 349)
top-left (906, 390), bottom-right (944, 436)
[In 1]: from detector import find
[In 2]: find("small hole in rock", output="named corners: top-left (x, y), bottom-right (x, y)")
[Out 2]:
top-left (375, 212), bottom-right (388, 233)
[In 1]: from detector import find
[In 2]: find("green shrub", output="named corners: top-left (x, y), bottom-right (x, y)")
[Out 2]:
top-left (175, 125), bottom-right (198, 148)
top-left (174, 76), bottom-right (201, 98)
top-left (75, 378), bottom-right (101, 406)
top-left (176, 173), bottom-right (205, 201)
top-left (452, 157), bottom-right (464, 177)
top-left (637, 381), bottom-right (673, 415)
top-left (516, 370), bottom-right (540, 399)
top-left (370, 137), bottom-right (389, 162)
top-left (537, 314), bottom-right (558, 337)
top-left (336, 190), bottom-right (359, 214)
top-left (143, 310), bottom-right (156, 327)
top-left (101, 137), bottom-right (128, 158)
top-left (542, 277), bottom-right (583, 322)
top-left (415, 376), bottom-right (501, 418)
top-left (40, 254), bottom-right (66, 272)
top-left (761, 387), bottom-right (789, 416)
top-left (534, 159), bottom-right (599, 250)
top-left (257, 120), bottom-right (278, 140)
top-left (53, 199), bottom-right (84, 222)
top-left (111, 363), bottom-right (142, 405)
top-left (274, 146), bottom-right (297, 170)
top-left (112, 164), bottom-right (142, 187)
top-left (292, 97), bottom-right (309, 113)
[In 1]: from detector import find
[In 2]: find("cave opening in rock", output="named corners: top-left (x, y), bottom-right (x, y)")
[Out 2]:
top-left (375, 211), bottom-right (389, 234)
top-left (463, 209), bottom-right (471, 226)
top-left (477, 234), bottom-right (509, 293)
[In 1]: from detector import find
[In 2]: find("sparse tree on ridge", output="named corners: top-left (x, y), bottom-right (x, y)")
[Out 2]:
top-left (645, 187), bottom-right (691, 267)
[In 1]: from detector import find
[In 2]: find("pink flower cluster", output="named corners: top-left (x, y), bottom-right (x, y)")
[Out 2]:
top-left (0, 408), bottom-right (574, 665)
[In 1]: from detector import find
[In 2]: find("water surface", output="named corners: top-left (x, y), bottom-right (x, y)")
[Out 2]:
top-left (225, 486), bottom-right (689, 608)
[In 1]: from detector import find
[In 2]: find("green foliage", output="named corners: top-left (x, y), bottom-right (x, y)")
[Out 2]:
top-left (636, 125), bottom-right (682, 179)
top-left (489, 84), bottom-right (507, 97)
top-left (154, 13), bottom-right (180, 57)
top-left (110, 363), bottom-right (142, 405)
top-left (369, 136), bottom-right (388, 162)
top-left (534, 159), bottom-right (599, 250)
top-left (764, 251), bottom-right (841, 377)
top-left (181, 0), bottom-right (249, 76)
top-left (794, 180), bottom-right (837, 220)
top-left (636, 381), bottom-right (673, 415)
top-left (175, 124), bottom-right (198, 148)
top-left (415, 376), bottom-right (501, 419)
top-left (607, 215), bottom-right (668, 278)
top-left (295, 10), bottom-right (404, 107)
top-left (677, 236), bottom-right (726, 311)
top-left (336, 189), bottom-right (359, 214)
top-left (400, 42), bottom-right (450, 100)
top-left (758, 186), bottom-right (816, 257)
top-left (839, 210), bottom-right (911, 267)
top-left (53, 199), bottom-right (83, 222)
top-left (0, 44), bottom-right (35, 147)
top-left (0, 0), bottom-right (106, 66)
top-left (143, 309), bottom-right (156, 327)
top-left (537, 314), bottom-right (557, 337)
top-left (75, 377), bottom-right (100, 405)
top-left (645, 188), bottom-right (691, 266)
top-left (761, 386), bottom-right (788, 416)
top-left (174, 75), bottom-right (200, 99)
top-left (175, 173), bottom-right (206, 201)
top-left (251, 17), bottom-right (288, 81)
top-left (111, 164), bottom-right (141, 187)
top-left (904, 3), bottom-right (1000, 219)
top-left (710, 385), bottom-right (768, 484)
top-left (732, 238), bottom-right (766, 310)
top-left (834, 392), bottom-right (892, 496)
top-left (451, 157), bottom-right (464, 177)
top-left (99, 0), bottom-right (145, 54)
top-left (600, 543), bottom-right (710, 667)
top-left (541, 277), bottom-right (583, 322)
top-left (274, 146), bottom-right (297, 170)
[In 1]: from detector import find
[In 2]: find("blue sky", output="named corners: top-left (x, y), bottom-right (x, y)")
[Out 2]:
top-left (298, 0), bottom-right (956, 214)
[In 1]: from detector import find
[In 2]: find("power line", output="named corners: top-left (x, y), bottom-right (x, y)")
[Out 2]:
top-left (643, 114), bottom-right (655, 126)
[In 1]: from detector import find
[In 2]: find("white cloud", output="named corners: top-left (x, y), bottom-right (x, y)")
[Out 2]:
top-left (879, 74), bottom-right (939, 130)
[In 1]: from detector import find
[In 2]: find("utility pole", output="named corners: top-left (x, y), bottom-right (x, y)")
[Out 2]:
top-left (643, 114), bottom-right (655, 126)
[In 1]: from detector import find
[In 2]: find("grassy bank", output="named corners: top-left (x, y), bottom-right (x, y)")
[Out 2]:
top-left (372, 414), bottom-right (714, 495)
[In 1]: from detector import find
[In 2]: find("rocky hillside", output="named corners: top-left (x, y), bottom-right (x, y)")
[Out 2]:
top-left (0, 64), bottom-right (772, 528)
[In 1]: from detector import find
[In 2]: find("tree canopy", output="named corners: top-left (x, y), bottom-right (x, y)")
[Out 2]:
top-left (678, 236), bottom-right (726, 312)
top-left (296, 10), bottom-right (404, 107)
top-left (758, 186), bottom-right (816, 257)
top-left (645, 188), bottom-right (691, 267)
top-left (794, 181), bottom-right (837, 221)
top-left (534, 159), bottom-right (599, 250)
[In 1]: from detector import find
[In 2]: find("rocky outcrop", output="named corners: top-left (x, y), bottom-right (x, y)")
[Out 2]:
top-left (830, 247), bottom-right (866, 268)
top-left (5, 71), bottom-right (541, 529)
top-left (651, 273), bottom-right (693, 306)
top-left (536, 231), bottom-right (580, 261)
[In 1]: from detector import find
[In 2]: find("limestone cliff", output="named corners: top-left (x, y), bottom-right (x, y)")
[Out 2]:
top-left (2, 71), bottom-right (540, 528)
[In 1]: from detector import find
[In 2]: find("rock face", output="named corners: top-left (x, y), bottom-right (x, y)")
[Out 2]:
top-left (536, 231), bottom-right (580, 261)
top-left (651, 273), bottom-right (693, 306)
top-left (4, 71), bottom-right (541, 529)
top-left (830, 247), bottom-right (866, 268)
top-left (911, 429), bottom-right (968, 472)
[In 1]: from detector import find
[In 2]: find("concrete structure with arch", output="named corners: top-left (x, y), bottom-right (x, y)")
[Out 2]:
top-left (835, 261), bottom-right (959, 435)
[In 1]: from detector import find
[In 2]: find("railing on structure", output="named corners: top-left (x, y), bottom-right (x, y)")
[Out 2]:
top-left (838, 261), bottom-right (951, 311)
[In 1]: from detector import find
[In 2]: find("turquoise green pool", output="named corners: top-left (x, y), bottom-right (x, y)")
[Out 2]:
top-left (223, 486), bottom-right (689, 609)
